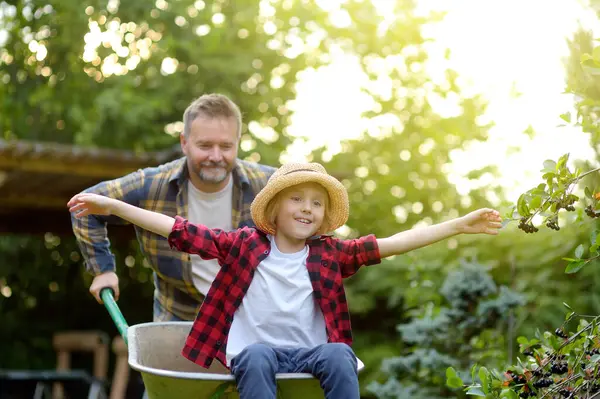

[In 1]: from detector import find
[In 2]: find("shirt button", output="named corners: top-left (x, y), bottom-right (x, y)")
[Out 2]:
top-left (264, 250), bottom-right (269, 254)
top-left (216, 340), bottom-right (222, 347)
top-left (321, 260), bottom-right (328, 266)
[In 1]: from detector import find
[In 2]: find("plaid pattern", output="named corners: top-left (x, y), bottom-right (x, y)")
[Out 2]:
top-left (167, 216), bottom-right (381, 369)
top-left (71, 157), bottom-right (275, 321)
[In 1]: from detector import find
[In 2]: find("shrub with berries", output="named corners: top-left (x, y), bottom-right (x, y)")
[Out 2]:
top-left (504, 152), bottom-right (600, 275)
top-left (506, 153), bottom-right (597, 237)
top-left (446, 308), bottom-right (600, 398)
top-left (446, 74), bottom-right (600, 397)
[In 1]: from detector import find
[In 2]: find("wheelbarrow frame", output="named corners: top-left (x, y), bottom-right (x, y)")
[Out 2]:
top-left (100, 288), bottom-right (364, 399)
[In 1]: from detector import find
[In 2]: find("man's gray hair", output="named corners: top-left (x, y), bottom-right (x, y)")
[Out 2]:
top-left (182, 93), bottom-right (242, 139)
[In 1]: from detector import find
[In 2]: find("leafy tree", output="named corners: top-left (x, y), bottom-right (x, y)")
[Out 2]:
top-left (304, 0), bottom-right (511, 388)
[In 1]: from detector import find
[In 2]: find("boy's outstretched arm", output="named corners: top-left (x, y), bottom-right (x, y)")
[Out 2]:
top-left (68, 193), bottom-right (175, 238)
top-left (376, 208), bottom-right (502, 258)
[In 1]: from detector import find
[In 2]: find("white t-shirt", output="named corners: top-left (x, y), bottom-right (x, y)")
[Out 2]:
top-left (187, 178), bottom-right (233, 296)
top-left (225, 235), bottom-right (328, 366)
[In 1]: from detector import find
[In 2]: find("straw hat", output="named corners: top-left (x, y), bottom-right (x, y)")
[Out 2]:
top-left (250, 163), bottom-right (349, 235)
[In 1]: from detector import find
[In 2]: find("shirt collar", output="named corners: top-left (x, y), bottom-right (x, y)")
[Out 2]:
top-left (253, 227), bottom-right (331, 242)
top-left (231, 159), bottom-right (250, 189)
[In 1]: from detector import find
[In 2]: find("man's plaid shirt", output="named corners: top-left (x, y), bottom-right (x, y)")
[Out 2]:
top-left (167, 216), bottom-right (382, 369)
top-left (71, 157), bottom-right (275, 321)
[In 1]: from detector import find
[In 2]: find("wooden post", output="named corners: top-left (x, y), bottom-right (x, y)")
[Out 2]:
top-left (51, 331), bottom-right (109, 399)
top-left (110, 336), bottom-right (130, 399)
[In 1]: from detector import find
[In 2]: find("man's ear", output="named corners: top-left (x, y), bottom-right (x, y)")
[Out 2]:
top-left (180, 133), bottom-right (188, 156)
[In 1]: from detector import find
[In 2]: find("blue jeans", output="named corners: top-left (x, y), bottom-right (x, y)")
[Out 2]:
top-left (230, 342), bottom-right (359, 399)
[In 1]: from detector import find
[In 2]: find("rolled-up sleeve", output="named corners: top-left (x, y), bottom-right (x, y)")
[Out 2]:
top-left (334, 234), bottom-right (381, 278)
top-left (71, 169), bottom-right (144, 275)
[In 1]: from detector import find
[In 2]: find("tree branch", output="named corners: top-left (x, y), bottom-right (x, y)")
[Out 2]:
top-left (576, 166), bottom-right (600, 182)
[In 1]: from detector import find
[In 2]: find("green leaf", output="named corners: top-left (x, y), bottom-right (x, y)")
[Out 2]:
top-left (529, 187), bottom-right (545, 196)
top-left (560, 113), bottom-right (571, 123)
top-left (530, 196), bottom-right (542, 209)
top-left (517, 336), bottom-right (529, 345)
top-left (466, 386), bottom-right (486, 396)
top-left (517, 194), bottom-right (530, 217)
top-left (593, 45), bottom-right (600, 62)
top-left (500, 389), bottom-right (518, 399)
top-left (586, 186), bottom-right (593, 199)
top-left (557, 153), bottom-right (570, 169)
top-left (543, 159), bottom-right (557, 173)
top-left (575, 244), bottom-right (585, 258)
top-left (591, 354), bottom-right (600, 363)
top-left (581, 52), bottom-right (594, 63)
top-left (446, 367), bottom-right (458, 379)
top-left (590, 230), bottom-right (599, 247)
top-left (478, 367), bottom-right (489, 394)
top-left (447, 376), bottom-right (464, 389)
top-left (503, 207), bottom-right (517, 220)
top-left (565, 260), bottom-right (586, 274)
top-left (446, 367), bottom-right (464, 389)
top-left (563, 302), bottom-right (573, 310)
top-left (566, 311), bottom-right (575, 321)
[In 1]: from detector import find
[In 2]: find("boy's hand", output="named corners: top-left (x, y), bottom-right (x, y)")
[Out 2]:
top-left (68, 193), bottom-right (115, 218)
top-left (456, 208), bottom-right (502, 235)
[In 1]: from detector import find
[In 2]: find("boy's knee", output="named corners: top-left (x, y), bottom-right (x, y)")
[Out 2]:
top-left (320, 343), bottom-right (356, 368)
top-left (323, 343), bottom-right (354, 357)
top-left (235, 343), bottom-right (277, 371)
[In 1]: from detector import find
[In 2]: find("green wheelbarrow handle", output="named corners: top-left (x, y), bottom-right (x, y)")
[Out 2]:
top-left (100, 288), bottom-right (129, 346)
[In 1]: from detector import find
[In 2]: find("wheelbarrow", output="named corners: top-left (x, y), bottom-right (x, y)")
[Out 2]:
top-left (100, 288), bottom-right (364, 399)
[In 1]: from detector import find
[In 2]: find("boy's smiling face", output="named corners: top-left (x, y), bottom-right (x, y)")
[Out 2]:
top-left (273, 182), bottom-right (328, 250)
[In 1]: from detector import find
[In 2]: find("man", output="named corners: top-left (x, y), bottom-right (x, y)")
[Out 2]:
top-left (71, 93), bottom-right (276, 321)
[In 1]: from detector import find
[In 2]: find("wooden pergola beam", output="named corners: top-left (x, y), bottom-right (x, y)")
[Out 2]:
top-left (0, 195), bottom-right (74, 209)
top-left (0, 139), bottom-right (181, 179)
top-left (0, 157), bottom-right (150, 180)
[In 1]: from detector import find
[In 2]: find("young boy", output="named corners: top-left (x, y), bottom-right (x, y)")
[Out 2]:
top-left (68, 162), bottom-right (502, 399)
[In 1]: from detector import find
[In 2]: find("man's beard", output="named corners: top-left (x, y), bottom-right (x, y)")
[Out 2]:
top-left (194, 161), bottom-right (231, 184)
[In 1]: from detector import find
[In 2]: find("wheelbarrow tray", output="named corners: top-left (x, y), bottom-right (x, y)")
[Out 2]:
top-left (127, 321), bottom-right (364, 399)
